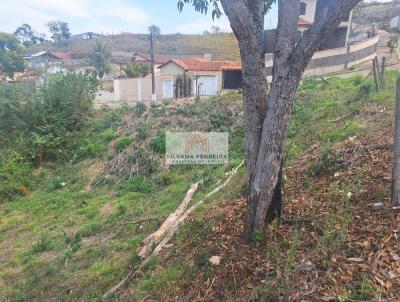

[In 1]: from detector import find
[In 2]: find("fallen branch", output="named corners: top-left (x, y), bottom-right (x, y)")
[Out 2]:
top-left (153, 160), bottom-right (245, 256)
top-left (103, 160), bottom-right (245, 298)
top-left (105, 216), bottom-right (165, 243)
top-left (138, 180), bottom-right (203, 258)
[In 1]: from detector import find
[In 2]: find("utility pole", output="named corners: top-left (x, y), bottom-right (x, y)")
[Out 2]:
top-left (150, 29), bottom-right (156, 104)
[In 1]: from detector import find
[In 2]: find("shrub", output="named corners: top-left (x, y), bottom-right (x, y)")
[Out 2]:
top-left (30, 72), bottom-right (98, 161)
top-left (85, 141), bottom-right (108, 157)
top-left (123, 176), bottom-right (154, 193)
top-left (308, 145), bottom-right (340, 176)
top-left (135, 102), bottom-right (147, 117)
top-left (149, 132), bottom-right (166, 154)
top-left (32, 233), bottom-right (53, 253)
top-left (84, 129), bottom-right (116, 157)
top-left (137, 123), bottom-right (150, 140)
top-left (123, 62), bottom-right (151, 78)
top-left (154, 170), bottom-right (179, 186)
top-left (116, 136), bottom-right (133, 151)
top-left (0, 150), bottom-right (31, 201)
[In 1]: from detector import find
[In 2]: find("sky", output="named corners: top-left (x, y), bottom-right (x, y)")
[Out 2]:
top-left (0, 0), bottom-right (278, 37)
top-left (0, 0), bottom-right (393, 37)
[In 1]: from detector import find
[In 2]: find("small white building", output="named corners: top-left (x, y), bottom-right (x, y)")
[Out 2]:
top-left (390, 16), bottom-right (400, 31)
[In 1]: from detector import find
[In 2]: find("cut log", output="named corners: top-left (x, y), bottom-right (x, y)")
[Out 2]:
top-left (153, 160), bottom-right (245, 255)
top-left (138, 180), bottom-right (203, 258)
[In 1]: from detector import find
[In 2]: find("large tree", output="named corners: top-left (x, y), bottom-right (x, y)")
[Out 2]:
top-left (14, 24), bottom-right (40, 47)
top-left (178, 0), bottom-right (361, 240)
top-left (46, 20), bottom-right (71, 44)
top-left (0, 33), bottom-right (25, 77)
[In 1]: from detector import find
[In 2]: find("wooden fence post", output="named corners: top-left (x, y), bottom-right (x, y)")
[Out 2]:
top-left (392, 78), bottom-right (400, 207)
top-left (373, 58), bottom-right (380, 92)
top-left (380, 57), bottom-right (386, 87)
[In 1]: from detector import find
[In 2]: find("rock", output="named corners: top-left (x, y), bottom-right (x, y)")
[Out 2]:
top-left (388, 271), bottom-right (398, 280)
top-left (209, 256), bottom-right (221, 266)
top-left (369, 202), bottom-right (384, 210)
top-left (390, 252), bottom-right (400, 261)
top-left (295, 259), bottom-right (313, 272)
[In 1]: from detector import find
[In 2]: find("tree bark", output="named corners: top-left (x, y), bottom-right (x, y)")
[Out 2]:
top-left (221, 0), bottom-right (362, 240)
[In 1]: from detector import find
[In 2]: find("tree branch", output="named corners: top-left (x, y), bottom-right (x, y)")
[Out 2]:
top-left (293, 0), bottom-right (361, 67)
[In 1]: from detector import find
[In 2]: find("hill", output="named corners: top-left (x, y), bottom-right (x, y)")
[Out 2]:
top-left (26, 33), bottom-right (240, 61)
top-left (353, 1), bottom-right (400, 24)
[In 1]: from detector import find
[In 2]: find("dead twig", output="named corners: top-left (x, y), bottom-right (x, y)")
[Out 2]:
top-left (105, 216), bottom-right (165, 243)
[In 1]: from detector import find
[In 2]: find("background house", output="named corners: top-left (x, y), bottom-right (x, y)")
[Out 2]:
top-left (158, 58), bottom-right (242, 98)
top-left (265, 0), bottom-right (353, 52)
top-left (23, 51), bottom-right (64, 74)
top-left (390, 15), bottom-right (400, 31)
top-left (112, 57), bottom-right (241, 103)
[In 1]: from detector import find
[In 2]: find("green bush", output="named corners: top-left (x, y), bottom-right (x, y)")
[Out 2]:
top-left (0, 150), bottom-right (31, 201)
top-left (209, 111), bottom-right (230, 128)
top-left (30, 72), bottom-right (98, 160)
top-left (116, 136), bottom-right (133, 151)
top-left (123, 62), bottom-right (151, 78)
top-left (135, 102), bottom-right (147, 117)
top-left (154, 170), bottom-right (179, 186)
top-left (123, 176), bottom-right (154, 193)
top-left (149, 132), bottom-right (166, 154)
top-left (84, 129), bottom-right (116, 157)
top-left (137, 123), bottom-right (150, 140)
top-left (85, 141), bottom-right (108, 157)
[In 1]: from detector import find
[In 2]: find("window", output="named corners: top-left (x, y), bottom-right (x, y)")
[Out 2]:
top-left (300, 2), bottom-right (307, 16)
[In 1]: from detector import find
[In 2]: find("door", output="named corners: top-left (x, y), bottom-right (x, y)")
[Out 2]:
top-left (197, 76), bottom-right (217, 96)
top-left (162, 79), bottom-right (173, 99)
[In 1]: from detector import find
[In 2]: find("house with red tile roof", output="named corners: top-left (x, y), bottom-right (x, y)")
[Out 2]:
top-left (157, 58), bottom-right (242, 98)
top-left (113, 57), bottom-right (242, 102)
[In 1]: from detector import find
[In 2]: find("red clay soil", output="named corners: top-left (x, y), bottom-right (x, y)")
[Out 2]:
top-left (165, 130), bottom-right (400, 301)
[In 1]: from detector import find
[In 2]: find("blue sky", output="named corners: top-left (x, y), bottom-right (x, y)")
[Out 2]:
top-left (0, 0), bottom-right (278, 37)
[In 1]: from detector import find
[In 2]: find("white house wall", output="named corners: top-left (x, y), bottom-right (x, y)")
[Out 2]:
top-left (300, 0), bottom-right (317, 23)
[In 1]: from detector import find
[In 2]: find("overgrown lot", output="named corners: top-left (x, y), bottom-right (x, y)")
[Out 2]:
top-left (1, 71), bottom-right (400, 301)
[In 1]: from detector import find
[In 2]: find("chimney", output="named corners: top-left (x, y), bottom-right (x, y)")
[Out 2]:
top-left (204, 53), bottom-right (212, 61)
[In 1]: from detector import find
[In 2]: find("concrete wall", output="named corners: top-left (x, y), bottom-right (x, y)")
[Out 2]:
top-left (321, 27), bottom-right (348, 50)
top-left (114, 77), bottom-right (166, 103)
top-left (265, 34), bottom-right (379, 81)
top-left (390, 16), bottom-right (400, 30)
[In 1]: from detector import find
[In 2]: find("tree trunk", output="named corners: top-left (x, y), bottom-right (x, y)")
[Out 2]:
top-left (221, 0), bottom-right (361, 240)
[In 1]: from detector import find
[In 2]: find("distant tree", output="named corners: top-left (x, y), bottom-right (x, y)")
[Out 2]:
top-left (46, 20), bottom-right (71, 44)
top-left (14, 24), bottom-right (40, 46)
top-left (211, 25), bottom-right (221, 33)
top-left (90, 41), bottom-right (112, 81)
top-left (0, 33), bottom-right (25, 77)
top-left (123, 62), bottom-right (151, 78)
top-left (37, 33), bottom-right (47, 44)
top-left (148, 25), bottom-right (161, 37)
top-left (0, 32), bottom-right (22, 52)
